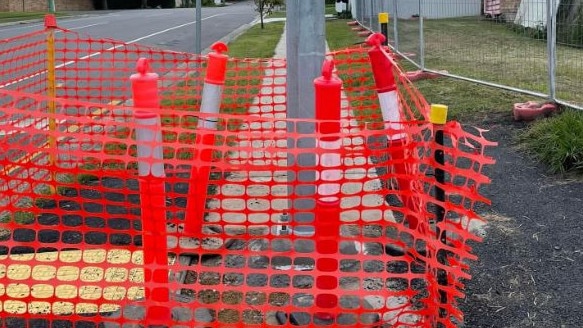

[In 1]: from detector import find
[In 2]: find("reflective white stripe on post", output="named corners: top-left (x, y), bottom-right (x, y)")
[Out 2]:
top-left (318, 138), bottom-right (342, 202)
top-left (198, 83), bottom-right (223, 130)
top-left (378, 91), bottom-right (406, 140)
top-left (135, 113), bottom-right (165, 178)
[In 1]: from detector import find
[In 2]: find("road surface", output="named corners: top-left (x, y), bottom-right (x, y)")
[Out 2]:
top-left (0, 2), bottom-right (258, 53)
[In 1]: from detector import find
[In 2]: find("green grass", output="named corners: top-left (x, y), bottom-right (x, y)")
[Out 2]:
top-left (326, 18), bottom-right (364, 50)
top-left (269, 11), bottom-right (286, 19)
top-left (228, 21), bottom-right (285, 58)
top-left (394, 17), bottom-right (583, 107)
top-left (326, 17), bottom-right (535, 122)
top-left (325, 4), bottom-right (336, 16)
top-left (0, 12), bottom-right (67, 24)
top-left (0, 211), bottom-right (35, 225)
top-left (519, 110), bottom-right (583, 174)
top-left (408, 66), bottom-right (533, 122)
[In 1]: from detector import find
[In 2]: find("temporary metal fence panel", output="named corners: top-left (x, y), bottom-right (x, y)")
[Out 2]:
top-left (422, 0), bottom-right (550, 96)
top-left (352, 0), bottom-right (583, 110)
top-left (555, 0), bottom-right (583, 108)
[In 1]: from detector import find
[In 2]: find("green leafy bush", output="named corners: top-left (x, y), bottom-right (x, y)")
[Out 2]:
top-left (520, 110), bottom-right (583, 174)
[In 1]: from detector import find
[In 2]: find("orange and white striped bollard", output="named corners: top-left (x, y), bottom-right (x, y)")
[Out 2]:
top-left (130, 58), bottom-right (170, 323)
top-left (184, 42), bottom-right (229, 236)
top-left (314, 59), bottom-right (343, 321)
top-left (366, 33), bottom-right (420, 230)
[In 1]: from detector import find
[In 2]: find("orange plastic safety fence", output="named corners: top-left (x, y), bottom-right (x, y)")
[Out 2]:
top-left (0, 24), bottom-right (495, 328)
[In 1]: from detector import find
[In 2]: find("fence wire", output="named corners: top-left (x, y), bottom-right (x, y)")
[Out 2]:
top-left (0, 20), bottom-right (496, 327)
top-left (352, 0), bottom-right (583, 109)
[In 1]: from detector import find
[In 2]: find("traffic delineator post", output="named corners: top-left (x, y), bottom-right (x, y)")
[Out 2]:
top-left (46, 14), bottom-right (58, 193)
top-left (314, 199), bottom-right (341, 321)
top-left (430, 103), bottom-right (450, 319)
top-left (379, 12), bottom-right (389, 46)
top-left (315, 59), bottom-right (342, 202)
top-left (184, 42), bottom-right (229, 236)
top-left (366, 33), bottom-right (420, 230)
top-left (314, 59), bottom-right (343, 320)
top-left (46, 14), bottom-right (57, 159)
top-left (130, 58), bottom-right (170, 323)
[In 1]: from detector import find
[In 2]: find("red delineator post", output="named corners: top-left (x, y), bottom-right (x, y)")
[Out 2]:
top-left (366, 33), bottom-right (420, 230)
top-left (130, 58), bottom-right (170, 322)
top-left (184, 42), bottom-right (229, 235)
top-left (314, 59), bottom-right (343, 321)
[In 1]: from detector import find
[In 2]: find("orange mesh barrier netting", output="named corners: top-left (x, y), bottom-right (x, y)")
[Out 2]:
top-left (0, 19), bottom-right (495, 328)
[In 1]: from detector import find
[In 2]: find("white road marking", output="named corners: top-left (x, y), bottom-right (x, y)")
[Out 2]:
top-left (0, 14), bottom-right (223, 89)
top-left (68, 22), bottom-right (106, 30)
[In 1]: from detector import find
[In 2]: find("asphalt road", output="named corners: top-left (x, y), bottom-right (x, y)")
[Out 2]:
top-left (0, 1), bottom-right (258, 53)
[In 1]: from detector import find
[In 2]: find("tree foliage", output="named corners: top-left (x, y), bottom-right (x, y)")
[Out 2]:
top-left (255, 0), bottom-right (285, 29)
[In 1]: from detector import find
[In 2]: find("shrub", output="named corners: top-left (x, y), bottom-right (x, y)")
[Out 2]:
top-left (520, 109), bottom-right (583, 174)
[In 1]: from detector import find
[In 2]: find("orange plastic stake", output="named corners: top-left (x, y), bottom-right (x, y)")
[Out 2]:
top-left (366, 33), bottom-right (420, 230)
top-left (185, 42), bottom-right (229, 235)
top-left (314, 59), bottom-right (343, 321)
top-left (130, 58), bottom-right (170, 323)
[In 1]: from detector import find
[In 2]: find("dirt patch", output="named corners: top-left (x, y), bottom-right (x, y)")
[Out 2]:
top-left (460, 113), bottom-right (583, 327)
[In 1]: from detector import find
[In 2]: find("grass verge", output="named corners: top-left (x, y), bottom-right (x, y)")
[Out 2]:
top-left (227, 21), bottom-right (285, 58)
top-left (326, 17), bottom-right (535, 122)
top-left (269, 11), bottom-right (286, 19)
top-left (519, 110), bottom-right (583, 174)
top-left (0, 12), bottom-right (67, 24)
top-left (395, 17), bottom-right (583, 107)
top-left (326, 18), bottom-right (364, 50)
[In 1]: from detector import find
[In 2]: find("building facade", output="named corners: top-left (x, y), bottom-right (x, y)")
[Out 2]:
top-left (0, 0), bottom-right (94, 12)
top-left (501, 0), bottom-right (522, 21)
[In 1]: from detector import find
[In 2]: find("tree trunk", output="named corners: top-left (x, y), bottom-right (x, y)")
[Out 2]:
top-left (102, 0), bottom-right (108, 10)
top-left (260, 1), bottom-right (265, 28)
top-left (141, 0), bottom-right (147, 8)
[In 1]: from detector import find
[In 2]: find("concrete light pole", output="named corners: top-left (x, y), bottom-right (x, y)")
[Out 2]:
top-left (286, 0), bottom-right (326, 126)
top-left (195, 0), bottom-right (202, 56)
top-left (48, 0), bottom-right (56, 13)
top-left (285, 1), bottom-right (326, 224)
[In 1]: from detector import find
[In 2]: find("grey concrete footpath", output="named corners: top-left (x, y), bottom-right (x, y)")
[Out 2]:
top-left (220, 24), bottom-right (392, 233)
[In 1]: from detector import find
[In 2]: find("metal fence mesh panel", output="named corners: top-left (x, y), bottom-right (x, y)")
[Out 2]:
top-left (351, 0), bottom-right (583, 109)
top-left (0, 21), bottom-right (495, 327)
top-left (555, 0), bottom-right (583, 107)
top-left (423, 0), bottom-right (549, 95)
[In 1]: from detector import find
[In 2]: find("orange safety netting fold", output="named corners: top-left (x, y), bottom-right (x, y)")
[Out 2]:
top-left (0, 24), bottom-right (495, 328)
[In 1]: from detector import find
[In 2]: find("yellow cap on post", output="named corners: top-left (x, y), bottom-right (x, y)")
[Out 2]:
top-left (430, 104), bottom-right (448, 125)
top-left (379, 12), bottom-right (389, 24)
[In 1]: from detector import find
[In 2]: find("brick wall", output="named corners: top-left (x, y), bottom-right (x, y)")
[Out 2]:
top-left (4, 0), bottom-right (94, 12)
top-left (54, 0), bottom-right (94, 11)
